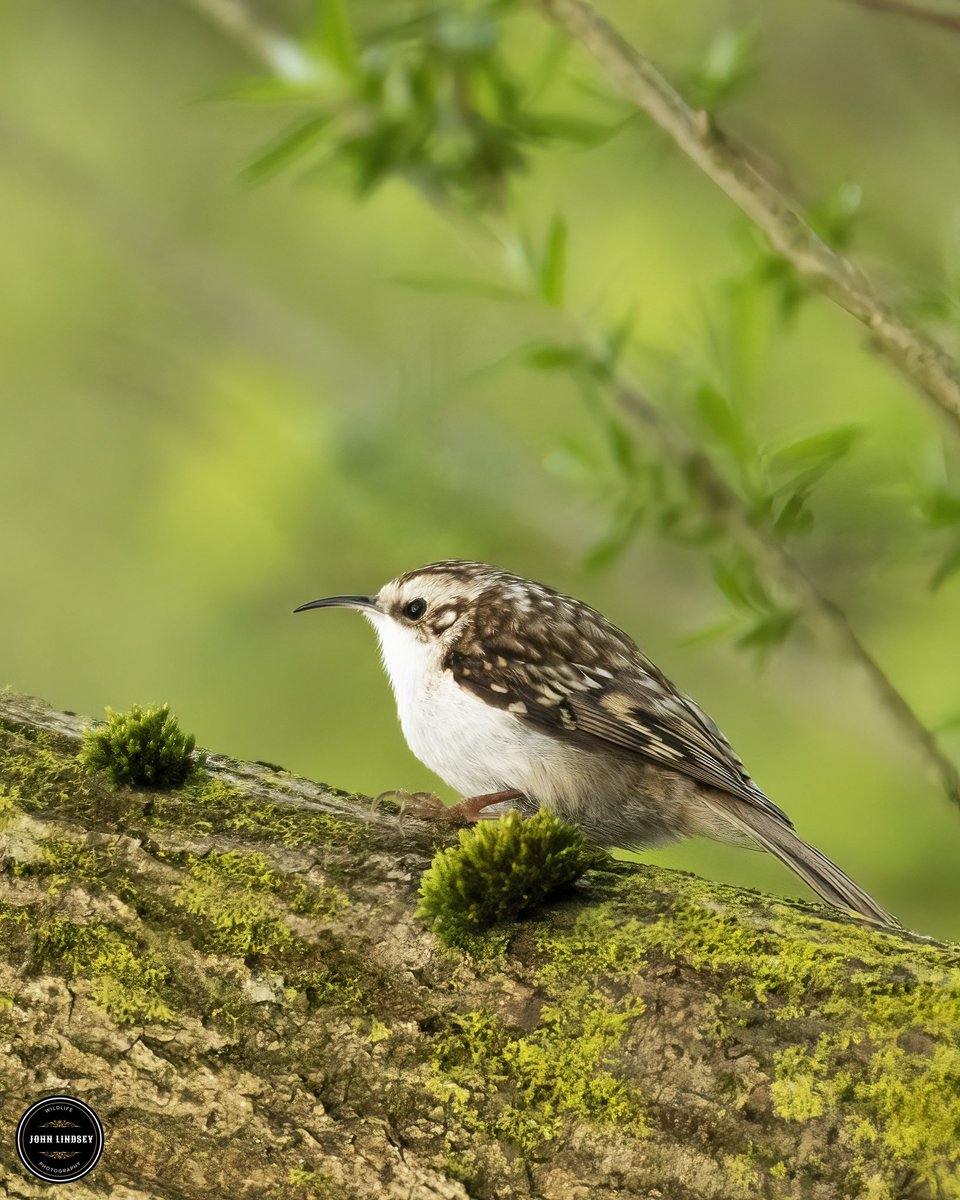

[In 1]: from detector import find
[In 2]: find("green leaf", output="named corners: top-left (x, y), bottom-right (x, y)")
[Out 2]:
top-left (920, 486), bottom-right (960, 528)
top-left (770, 425), bottom-right (861, 490)
top-left (523, 113), bottom-right (633, 148)
top-left (691, 27), bottom-right (759, 108)
top-left (313, 0), bottom-right (357, 74)
top-left (809, 182), bottom-right (863, 251)
top-left (584, 506), bottom-right (643, 571)
top-left (241, 115), bottom-right (332, 183)
top-left (711, 555), bottom-right (769, 613)
top-left (711, 559), bottom-right (754, 611)
top-left (760, 252), bottom-right (810, 321)
top-left (694, 383), bottom-right (753, 463)
top-left (931, 541), bottom-right (960, 590)
top-left (605, 416), bottom-right (636, 477)
top-left (526, 28), bottom-right (570, 101)
top-left (773, 492), bottom-right (814, 536)
top-left (205, 77), bottom-right (325, 105)
top-left (598, 307), bottom-right (637, 374)
top-left (678, 617), bottom-right (739, 648)
top-left (736, 609), bottom-right (798, 657)
top-left (539, 213), bottom-right (567, 307)
top-left (543, 440), bottom-right (598, 485)
top-left (524, 344), bottom-right (585, 371)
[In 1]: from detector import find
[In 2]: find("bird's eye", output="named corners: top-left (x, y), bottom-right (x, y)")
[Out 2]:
top-left (403, 598), bottom-right (427, 621)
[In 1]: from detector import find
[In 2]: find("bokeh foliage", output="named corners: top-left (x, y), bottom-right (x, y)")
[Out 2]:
top-left (1, 0), bottom-right (958, 935)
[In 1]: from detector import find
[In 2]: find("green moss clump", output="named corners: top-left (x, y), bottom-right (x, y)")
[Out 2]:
top-left (80, 703), bottom-right (203, 789)
top-left (36, 917), bottom-right (175, 1024)
top-left (417, 809), bottom-right (593, 950)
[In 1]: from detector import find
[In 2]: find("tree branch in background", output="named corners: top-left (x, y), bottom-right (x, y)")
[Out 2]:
top-left (177, 0), bottom-right (321, 82)
top-left (613, 381), bottom-right (960, 805)
top-left (845, 0), bottom-right (960, 34)
top-left (177, 0), bottom-right (960, 807)
top-left (535, 0), bottom-right (960, 436)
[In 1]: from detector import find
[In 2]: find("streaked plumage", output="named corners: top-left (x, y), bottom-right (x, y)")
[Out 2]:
top-left (296, 559), bottom-right (897, 926)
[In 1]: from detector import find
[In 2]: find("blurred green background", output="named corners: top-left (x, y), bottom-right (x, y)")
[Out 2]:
top-left (1, 0), bottom-right (958, 936)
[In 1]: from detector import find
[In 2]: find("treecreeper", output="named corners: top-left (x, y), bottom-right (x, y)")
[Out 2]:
top-left (295, 559), bottom-right (897, 926)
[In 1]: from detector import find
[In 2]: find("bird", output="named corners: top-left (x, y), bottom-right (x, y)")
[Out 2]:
top-left (295, 559), bottom-right (897, 927)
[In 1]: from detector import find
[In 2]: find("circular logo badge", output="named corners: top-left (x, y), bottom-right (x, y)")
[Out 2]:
top-left (16, 1096), bottom-right (104, 1184)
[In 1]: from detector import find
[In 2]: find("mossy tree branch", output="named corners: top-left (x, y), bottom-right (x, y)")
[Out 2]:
top-left (536, 0), bottom-right (960, 436)
top-left (1, 689), bottom-right (958, 1199)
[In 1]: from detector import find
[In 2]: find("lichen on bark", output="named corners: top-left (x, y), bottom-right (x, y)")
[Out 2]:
top-left (0, 688), bottom-right (957, 1200)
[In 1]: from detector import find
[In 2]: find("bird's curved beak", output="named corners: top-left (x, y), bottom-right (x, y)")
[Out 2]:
top-left (293, 595), bottom-right (378, 614)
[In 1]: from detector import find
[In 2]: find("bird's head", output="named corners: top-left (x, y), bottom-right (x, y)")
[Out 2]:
top-left (294, 560), bottom-right (522, 678)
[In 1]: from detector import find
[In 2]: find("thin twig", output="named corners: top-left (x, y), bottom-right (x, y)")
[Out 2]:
top-left (179, 0), bottom-right (323, 82)
top-left (845, 0), bottom-right (960, 34)
top-left (181, 0), bottom-right (960, 803)
top-left (616, 384), bottom-right (960, 805)
top-left (536, 0), bottom-right (960, 437)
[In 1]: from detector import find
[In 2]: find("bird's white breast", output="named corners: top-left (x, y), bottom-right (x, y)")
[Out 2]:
top-left (364, 610), bottom-right (686, 846)
top-left (368, 613), bottom-right (565, 799)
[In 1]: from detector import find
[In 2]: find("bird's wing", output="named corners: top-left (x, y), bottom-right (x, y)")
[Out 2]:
top-left (445, 646), bottom-right (792, 826)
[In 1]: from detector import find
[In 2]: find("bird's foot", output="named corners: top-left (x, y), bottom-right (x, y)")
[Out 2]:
top-left (375, 788), bottom-right (525, 824)
top-left (375, 789), bottom-right (447, 820)
top-left (447, 789), bottom-right (525, 822)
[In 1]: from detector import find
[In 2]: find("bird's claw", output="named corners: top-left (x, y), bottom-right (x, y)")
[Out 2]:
top-left (374, 789), bottom-right (458, 822)
top-left (373, 788), bottom-right (525, 824)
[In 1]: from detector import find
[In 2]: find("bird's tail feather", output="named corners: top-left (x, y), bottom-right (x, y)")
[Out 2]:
top-left (706, 795), bottom-right (899, 928)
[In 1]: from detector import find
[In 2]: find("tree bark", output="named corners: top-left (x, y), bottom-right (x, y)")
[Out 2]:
top-left (0, 690), bottom-right (957, 1199)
